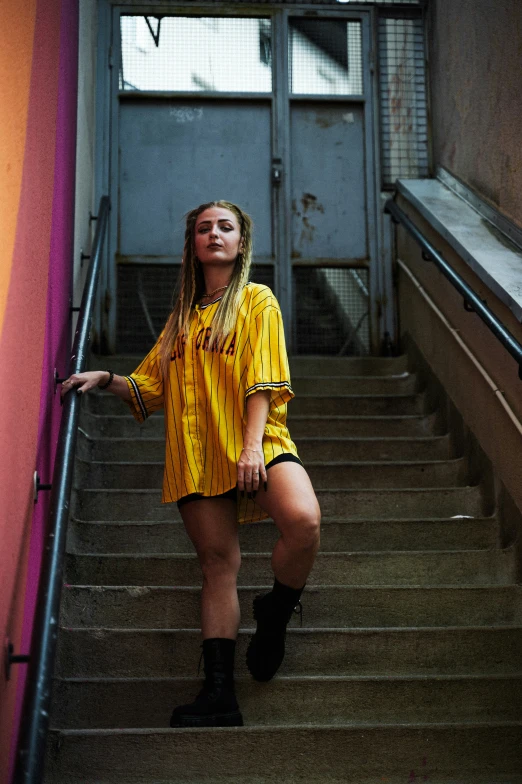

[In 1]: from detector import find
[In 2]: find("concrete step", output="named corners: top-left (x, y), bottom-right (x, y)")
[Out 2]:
top-left (81, 433), bottom-right (455, 463)
top-left (80, 410), bottom-right (443, 439)
top-left (73, 486), bottom-right (488, 521)
top-left (64, 549), bottom-right (515, 587)
top-left (67, 517), bottom-right (498, 555)
top-left (284, 394), bottom-right (429, 417)
top-left (291, 413), bottom-right (444, 438)
top-left (87, 374), bottom-right (421, 416)
top-left (60, 585), bottom-right (522, 629)
top-left (94, 354), bottom-right (410, 378)
top-left (75, 457), bottom-right (469, 490)
top-left (55, 626), bottom-right (522, 678)
top-left (50, 674), bottom-right (522, 730)
top-left (88, 392), bottom-right (430, 418)
top-left (44, 724), bottom-right (522, 784)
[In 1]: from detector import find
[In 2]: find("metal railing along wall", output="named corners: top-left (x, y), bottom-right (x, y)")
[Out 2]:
top-left (14, 195), bottom-right (110, 784)
top-left (384, 197), bottom-right (522, 380)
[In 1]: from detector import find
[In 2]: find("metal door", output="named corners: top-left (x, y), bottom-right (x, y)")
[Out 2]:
top-left (108, 8), bottom-right (378, 354)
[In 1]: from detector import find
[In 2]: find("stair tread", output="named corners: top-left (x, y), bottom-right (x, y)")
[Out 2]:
top-left (77, 485), bottom-right (481, 492)
top-left (68, 548), bottom-right (503, 557)
top-left (70, 515), bottom-right (494, 523)
top-left (59, 623), bottom-right (522, 632)
top-left (55, 673), bottom-right (522, 683)
top-left (83, 435), bottom-right (449, 442)
top-left (49, 720), bottom-right (522, 735)
top-left (64, 583), bottom-right (522, 589)
top-left (81, 458), bottom-right (464, 467)
top-left (83, 412), bottom-right (434, 420)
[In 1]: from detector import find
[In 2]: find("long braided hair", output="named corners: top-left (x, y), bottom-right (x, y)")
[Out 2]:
top-left (159, 201), bottom-right (253, 376)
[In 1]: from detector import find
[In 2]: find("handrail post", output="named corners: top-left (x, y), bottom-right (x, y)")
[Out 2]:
top-left (14, 196), bottom-right (110, 784)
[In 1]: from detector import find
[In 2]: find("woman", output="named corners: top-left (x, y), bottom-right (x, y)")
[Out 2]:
top-left (62, 200), bottom-right (321, 728)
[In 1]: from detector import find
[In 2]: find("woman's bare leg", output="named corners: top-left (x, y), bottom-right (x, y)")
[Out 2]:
top-left (254, 461), bottom-right (321, 589)
top-left (245, 461), bottom-right (321, 681)
top-left (180, 497), bottom-right (241, 639)
top-left (171, 498), bottom-right (243, 727)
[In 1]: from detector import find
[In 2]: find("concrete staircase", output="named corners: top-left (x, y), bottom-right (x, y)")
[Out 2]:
top-left (45, 355), bottom-right (522, 783)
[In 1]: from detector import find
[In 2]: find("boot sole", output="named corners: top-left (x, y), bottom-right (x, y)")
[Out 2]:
top-left (170, 711), bottom-right (244, 728)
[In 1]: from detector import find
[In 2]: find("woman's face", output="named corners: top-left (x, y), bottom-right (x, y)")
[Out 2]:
top-left (194, 207), bottom-right (243, 266)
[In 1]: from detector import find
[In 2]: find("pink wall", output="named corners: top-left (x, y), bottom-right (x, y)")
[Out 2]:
top-left (0, 1), bottom-right (79, 781)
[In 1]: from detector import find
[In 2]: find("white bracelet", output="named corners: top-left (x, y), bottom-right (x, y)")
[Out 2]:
top-left (242, 448), bottom-right (262, 453)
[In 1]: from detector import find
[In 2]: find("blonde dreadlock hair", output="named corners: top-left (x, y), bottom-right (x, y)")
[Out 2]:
top-left (160, 201), bottom-right (253, 376)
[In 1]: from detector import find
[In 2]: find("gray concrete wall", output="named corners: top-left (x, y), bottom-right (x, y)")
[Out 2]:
top-left (395, 195), bottom-right (522, 528)
top-left (73, 0), bottom-right (98, 310)
top-left (429, 0), bottom-right (522, 227)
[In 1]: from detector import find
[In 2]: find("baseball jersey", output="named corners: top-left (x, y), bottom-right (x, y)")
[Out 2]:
top-left (124, 283), bottom-right (299, 523)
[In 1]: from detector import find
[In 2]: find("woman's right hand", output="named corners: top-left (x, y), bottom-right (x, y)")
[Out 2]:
top-left (60, 371), bottom-right (110, 399)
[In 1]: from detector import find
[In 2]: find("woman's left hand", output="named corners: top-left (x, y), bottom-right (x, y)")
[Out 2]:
top-left (237, 446), bottom-right (267, 497)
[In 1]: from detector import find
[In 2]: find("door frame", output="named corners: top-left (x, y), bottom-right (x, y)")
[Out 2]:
top-left (96, 0), bottom-right (386, 354)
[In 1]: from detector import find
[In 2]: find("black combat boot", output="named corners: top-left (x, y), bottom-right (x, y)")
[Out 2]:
top-left (246, 578), bottom-right (304, 682)
top-left (170, 637), bottom-right (243, 727)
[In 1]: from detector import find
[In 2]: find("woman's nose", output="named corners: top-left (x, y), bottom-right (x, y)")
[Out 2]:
top-left (209, 224), bottom-right (219, 238)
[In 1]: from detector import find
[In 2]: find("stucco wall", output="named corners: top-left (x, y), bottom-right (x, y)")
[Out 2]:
top-left (429, 0), bottom-right (522, 227)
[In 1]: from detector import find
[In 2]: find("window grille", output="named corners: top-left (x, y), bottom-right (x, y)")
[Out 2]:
top-left (292, 267), bottom-right (370, 355)
top-left (117, 264), bottom-right (275, 354)
top-left (378, 14), bottom-right (429, 186)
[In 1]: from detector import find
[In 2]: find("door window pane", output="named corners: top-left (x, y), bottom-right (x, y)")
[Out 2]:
top-left (289, 19), bottom-right (363, 95)
top-left (120, 16), bottom-right (272, 93)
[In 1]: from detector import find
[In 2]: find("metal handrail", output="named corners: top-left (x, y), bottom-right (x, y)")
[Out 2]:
top-left (384, 197), bottom-right (522, 380)
top-left (14, 195), bottom-right (110, 783)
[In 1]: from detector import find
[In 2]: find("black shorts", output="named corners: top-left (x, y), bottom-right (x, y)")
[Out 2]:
top-left (176, 453), bottom-right (303, 510)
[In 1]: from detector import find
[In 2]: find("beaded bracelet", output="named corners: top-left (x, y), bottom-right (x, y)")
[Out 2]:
top-left (98, 370), bottom-right (114, 390)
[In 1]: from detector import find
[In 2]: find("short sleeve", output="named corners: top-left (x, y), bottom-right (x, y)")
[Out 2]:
top-left (246, 298), bottom-right (294, 407)
top-left (124, 336), bottom-right (165, 423)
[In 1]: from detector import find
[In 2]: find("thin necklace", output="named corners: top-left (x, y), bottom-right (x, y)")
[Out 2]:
top-left (202, 285), bottom-right (228, 298)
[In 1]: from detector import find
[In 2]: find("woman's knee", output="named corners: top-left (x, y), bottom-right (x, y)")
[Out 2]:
top-left (198, 544), bottom-right (241, 582)
top-left (278, 505), bottom-right (321, 550)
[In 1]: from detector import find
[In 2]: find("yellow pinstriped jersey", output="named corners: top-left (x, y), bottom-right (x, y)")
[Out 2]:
top-left (124, 283), bottom-right (299, 523)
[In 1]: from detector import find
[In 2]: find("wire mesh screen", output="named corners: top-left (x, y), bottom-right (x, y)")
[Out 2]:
top-left (292, 267), bottom-right (370, 355)
top-left (120, 16), bottom-right (272, 92)
top-left (170, 1), bottom-right (423, 5)
top-left (378, 15), bottom-right (429, 186)
top-left (117, 264), bottom-right (275, 354)
top-left (336, 0), bottom-right (421, 3)
top-left (117, 264), bottom-right (179, 354)
top-left (289, 19), bottom-right (363, 95)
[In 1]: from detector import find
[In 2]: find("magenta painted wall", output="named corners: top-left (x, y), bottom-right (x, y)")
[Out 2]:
top-left (5, 1), bottom-right (79, 780)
